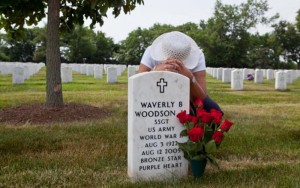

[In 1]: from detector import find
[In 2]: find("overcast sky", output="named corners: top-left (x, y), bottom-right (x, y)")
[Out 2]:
top-left (91, 0), bottom-right (300, 43)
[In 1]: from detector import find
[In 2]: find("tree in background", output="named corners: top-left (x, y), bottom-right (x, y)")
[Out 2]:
top-left (117, 27), bottom-right (151, 65)
top-left (246, 33), bottom-right (278, 69)
top-left (296, 9), bottom-right (300, 31)
top-left (244, 33), bottom-right (297, 69)
top-left (0, 0), bottom-right (144, 107)
top-left (61, 26), bottom-right (116, 64)
top-left (33, 27), bottom-right (47, 63)
top-left (176, 22), bottom-right (203, 46)
top-left (62, 26), bottom-right (96, 63)
top-left (1, 29), bottom-right (37, 62)
top-left (272, 21), bottom-right (300, 69)
top-left (198, 0), bottom-right (278, 68)
top-left (92, 32), bottom-right (116, 64)
top-left (0, 34), bottom-right (10, 61)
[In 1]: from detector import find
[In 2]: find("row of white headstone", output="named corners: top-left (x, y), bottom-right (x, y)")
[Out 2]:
top-left (206, 67), bottom-right (300, 91)
top-left (61, 63), bottom-right (139, 83)
top-left (0, 62), bottom-right (45, 84)
top-left (0, 62), bottom-right (139, 84)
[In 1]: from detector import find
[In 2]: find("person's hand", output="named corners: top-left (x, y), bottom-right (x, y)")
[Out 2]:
top-left (153, 58), bottom-right (193, 78)
top-left (152, 58), bottom-right (179, 73)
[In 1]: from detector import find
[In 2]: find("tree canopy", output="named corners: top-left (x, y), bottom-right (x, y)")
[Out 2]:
top-left (197, 0), bottom-right (278, 68)
top-left (272, 21), bottom-right (300, 69)
top-left (0, 0), bottom-right (144, 38)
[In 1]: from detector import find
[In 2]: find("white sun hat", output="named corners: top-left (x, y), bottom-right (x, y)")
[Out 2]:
top-left (150, 31), bottom-right (202, 69)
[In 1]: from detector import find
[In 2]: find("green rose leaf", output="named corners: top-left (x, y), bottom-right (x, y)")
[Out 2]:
top-left (207, 154), bottom-right (220, 169)
top-left (203, 127), bottom-right (214, 144)
top-left (178, 141), bottom-right (199, 159)
top-left (186, 122), bottom-right (194, 130)
top-left (180, 129), bottom-right (188, 137)
top-left (205, 140), bottom-right (217, 154)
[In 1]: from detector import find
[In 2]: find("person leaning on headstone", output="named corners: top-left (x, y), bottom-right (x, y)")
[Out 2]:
top-left (138, 31), bottom-right (223, 115)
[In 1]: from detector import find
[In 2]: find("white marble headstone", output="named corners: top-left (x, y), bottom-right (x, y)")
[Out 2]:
top-left (94, 64), bottom-right (103, 79)
top-left (86, 65), bottom-right (94, 76)
top-left (275, 71), bottom-right (286, 91)
top-left (107, 67), bottom-right (117, 83)
top-left (12, 67), bottom-right (25, 84)
top-left (128, 71), bottom-right (189, 181)
top-left (291, 70), bottom-right (298, 81)
top-left (254, 69), bottom-right (264, 83)
top-left (80, 64), bottom-right (87, 75)
top-left (222, 68), bottom-right (231, 83)
top-left (117, 65), bottom-right (123, 76)
top-left (231, 69), bottom-right (243, 90)
top-left (61, 66), bottom-right (72, 83)
top-left (284, 70), bottom-right (293, 84)
top-left (0, 63), bottom-right (9, 75)
top-left (217, 68), bottom-right (223, 80)
top-left (213, 68), bottom-right (218, 78)
top-left (267, 69), bottom-right (274, 80)
top-left (128, 66), bottom-right (137, 78)
top-left (23, 65), bottom-right (30, 80)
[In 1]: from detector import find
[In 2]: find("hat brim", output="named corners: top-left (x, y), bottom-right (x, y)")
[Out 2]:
top-left (150, 32), bottom-right (202, 70)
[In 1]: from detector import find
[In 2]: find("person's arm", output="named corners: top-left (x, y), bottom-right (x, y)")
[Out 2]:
top-left (138, 64), bottom-right (151, 73)
top-left (190, 70), bottom-right (207, 101)
top-left (139, 60), bottom-right (179, 73)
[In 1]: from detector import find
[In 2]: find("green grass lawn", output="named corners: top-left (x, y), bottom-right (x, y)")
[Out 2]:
top-left (0, 68), bottom-right (300, 187)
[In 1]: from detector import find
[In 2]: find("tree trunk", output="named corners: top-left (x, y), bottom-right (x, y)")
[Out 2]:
top-left (46, 0), bottom-right (63, 107)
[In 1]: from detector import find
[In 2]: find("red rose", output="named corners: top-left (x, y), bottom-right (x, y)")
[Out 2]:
top-left (212, 130), bottom-right (224, 144)
top-left (197, 109), bottom-right (212, 124)
top-left (189, 116), bottom-right (198, 125)
top-left (176, 110), bottom-right (190, 124)
top-left (210, 109), bottom-right (223, 124)
top-left (188, 126), bottom-right (204, 142)
top-left (194, 98), bottom-right (204, 109)
top-left (220, 119), bottom-right (234, 132)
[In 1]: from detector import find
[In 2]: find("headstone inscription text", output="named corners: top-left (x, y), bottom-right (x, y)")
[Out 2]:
top-left (128, 71), bottom-right (189, 181)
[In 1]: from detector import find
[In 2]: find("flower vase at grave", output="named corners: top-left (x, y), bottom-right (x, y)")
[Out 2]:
top-left (189, 159), bottom-right (207, 178)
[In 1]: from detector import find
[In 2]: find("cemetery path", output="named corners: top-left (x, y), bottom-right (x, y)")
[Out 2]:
top-left (0, 103), bottom-right (111, 125)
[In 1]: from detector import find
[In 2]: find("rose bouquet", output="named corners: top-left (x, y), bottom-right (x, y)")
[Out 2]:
top-left (176, 98), bottom-right (234, 168)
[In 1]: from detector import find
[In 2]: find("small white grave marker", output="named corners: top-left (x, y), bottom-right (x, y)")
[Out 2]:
top-left (86, 65), bottom-right (94, 76)
top-left (275, 71), bottom-right (286, 91)
top-left (222, 68), bottom-right (231, 83)
top-left (107, 67), bottom-right (117, 83)
top-left (94, 64), bottom-right (103, 79)
top-left (284, 70), bottom-right (293, 84)
top-left (61, 66), bottom-right (72, 83)
top-left (128, 66), bottom-right (137, 78)
top-left (231, 69), bottom-right (243, 90)
top-left (254, 69), bottom-right (264, 83)
top-left (267, 69), bottom-right (274, 80)
top-left (80, 64), bottom-right (86, 75)
top-left (12, 67), bottom-right (25, 84)
top-left (217, 68), bottom-right (223, 80)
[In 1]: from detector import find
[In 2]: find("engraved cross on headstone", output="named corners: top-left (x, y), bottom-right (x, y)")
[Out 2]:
top-left (157, 78), bottom-right (168, 93)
